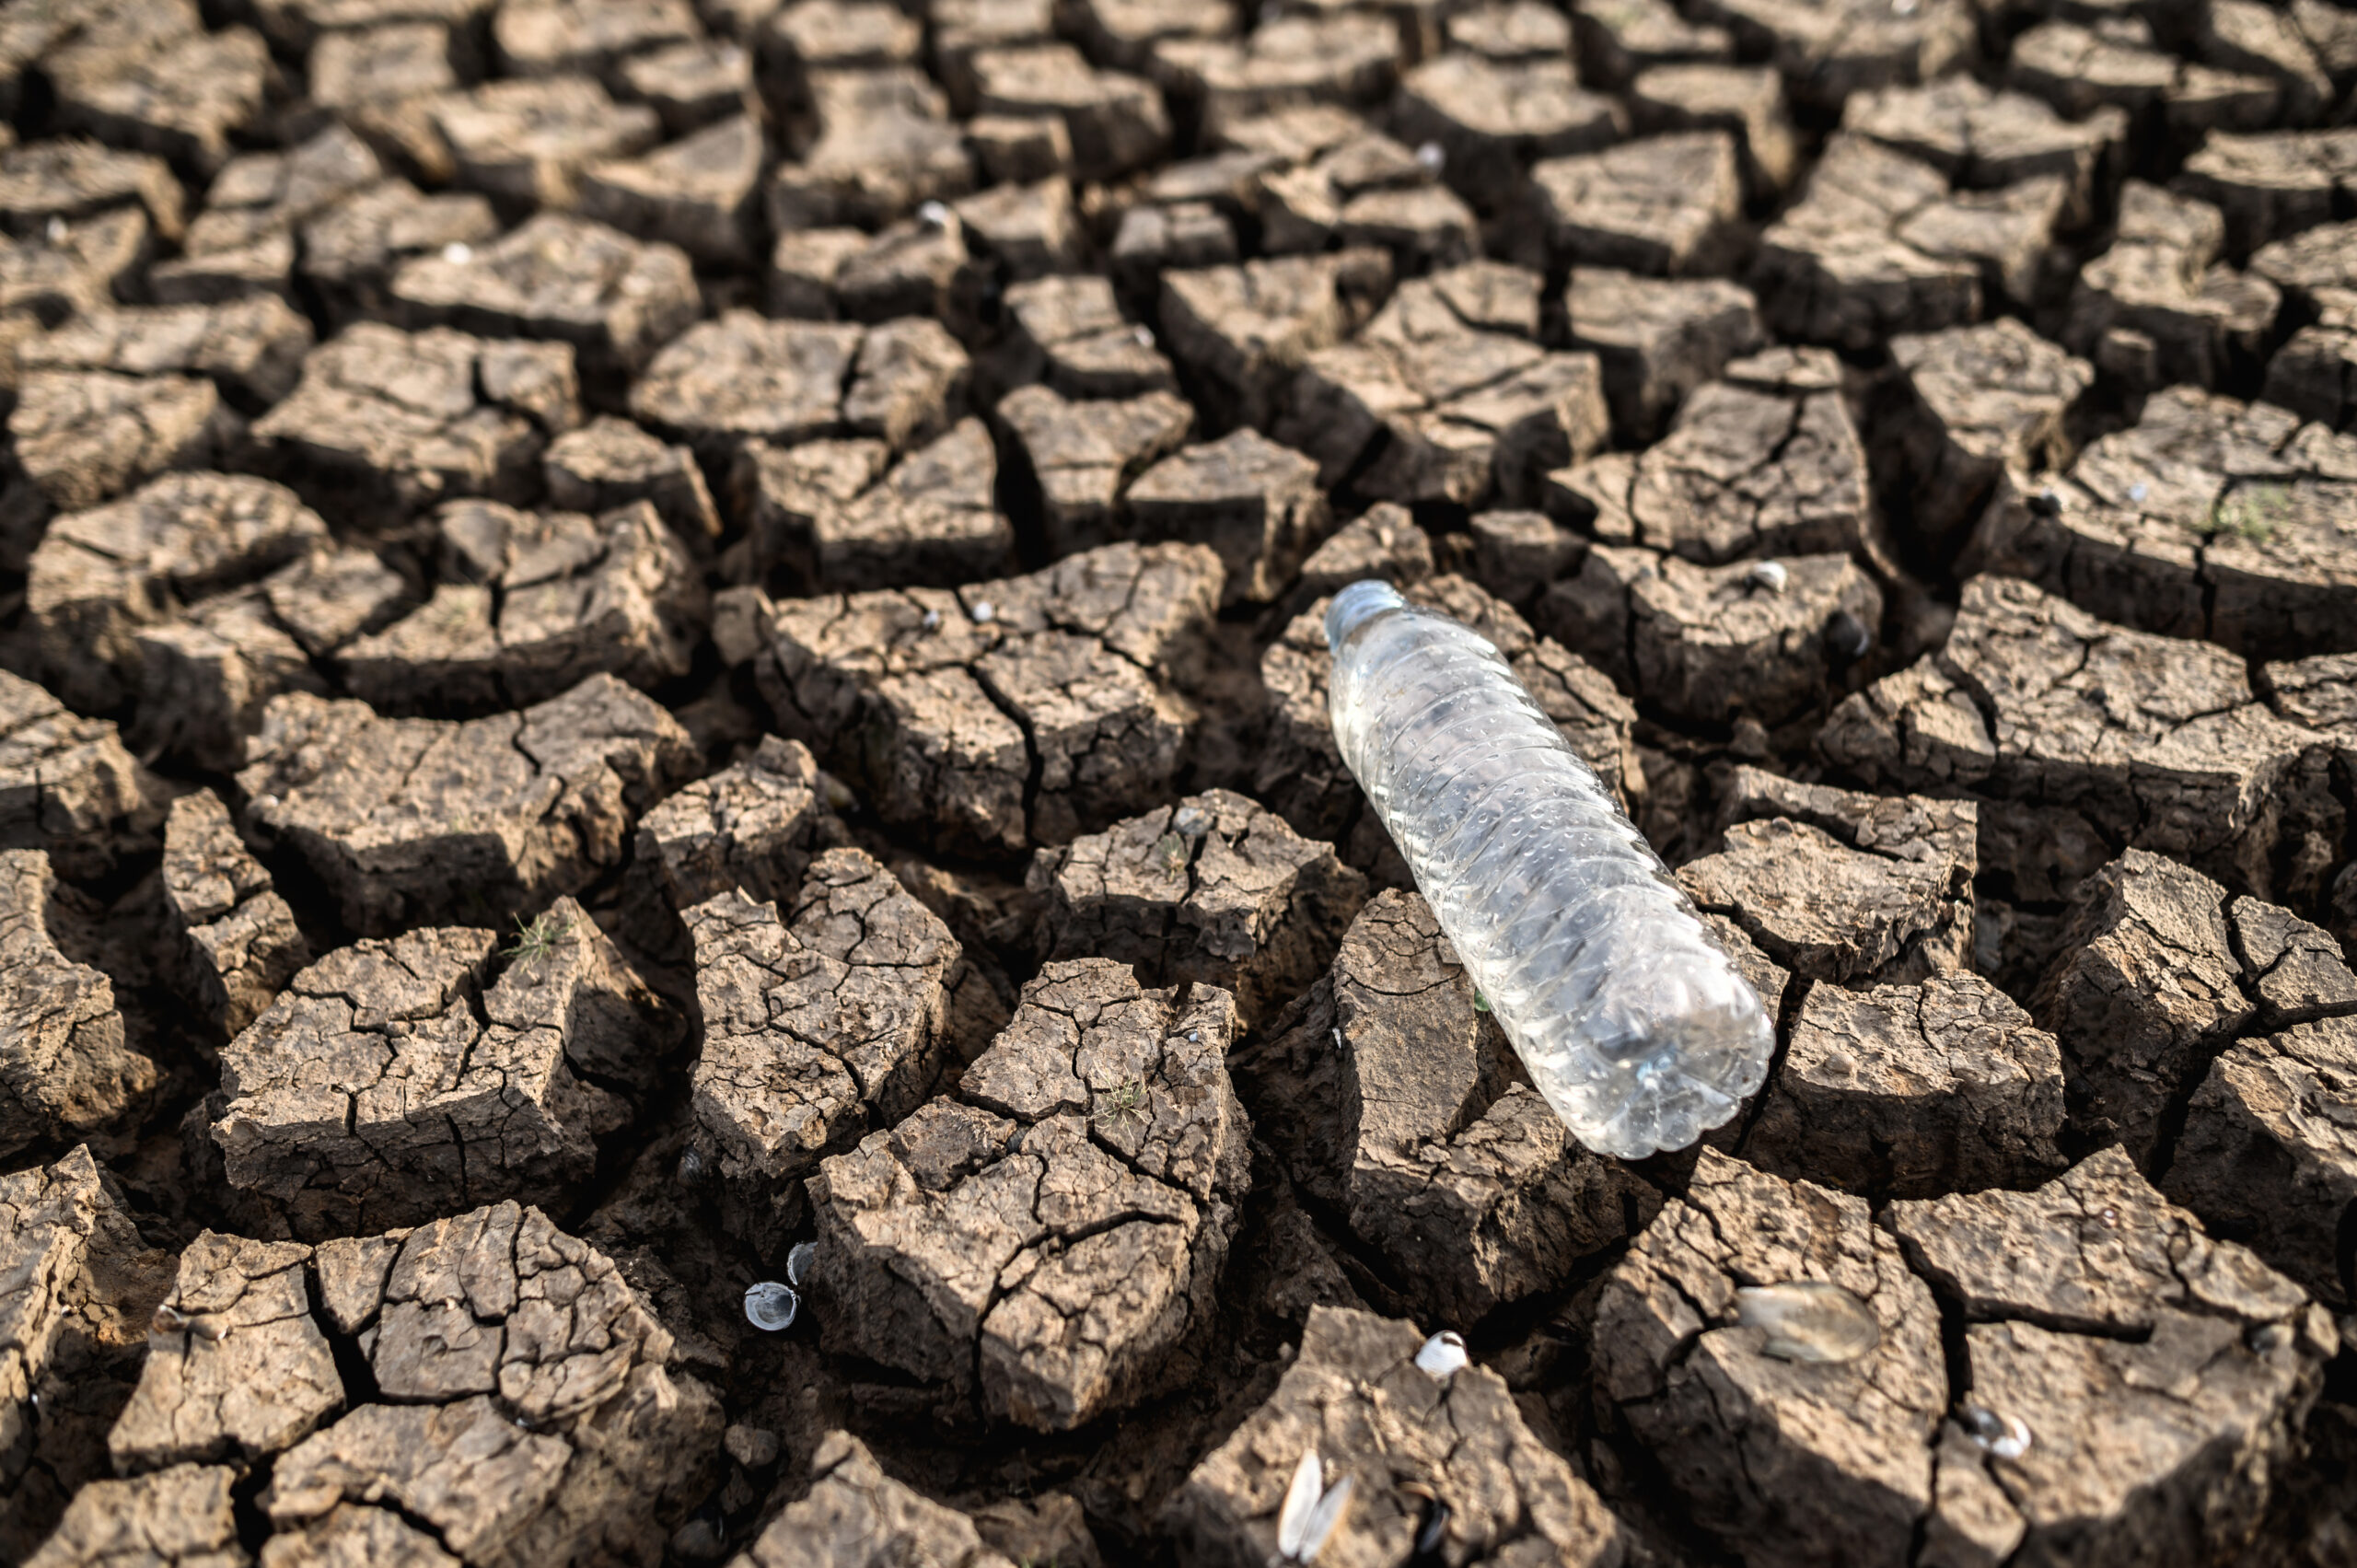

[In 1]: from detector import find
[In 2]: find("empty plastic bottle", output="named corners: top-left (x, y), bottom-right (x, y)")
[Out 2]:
top-left (1325, 580), bottom-right (1772, 1158)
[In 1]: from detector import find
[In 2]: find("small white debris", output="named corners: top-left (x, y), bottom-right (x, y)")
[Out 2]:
top-left (921, 608), bottom-right (943, 632)
top-left (1187, 1029), bottom-right (1201, 1043)
top-left (1277, 1451), bottom-right (1354, 1562)
top-left (1133, 324), bottom-right (1155, 348)
top-left (969, 600), bottom-right (996, 624)
top-left (1734, 1281), bottom-right (1879, 1364)
top-left (2128, 482), bottom-right (2149, 503)
top-left (253, 794), bottom-right (281, 813)
top-left (786, 1241), bottom-right (816, 1288)
top-left (1960, 1405), bottom-right (2031, 1459)
top-left (1330, 1026), bottom-right (1343, 1051)
top-left (1821, 1048), bottom-right (1856, 1077)
top-left (1414, 1330), bottom-right (1469, 1378)
top-left (1747, 559), bottom-right (1789, 594)
top-left (441, 242), bottom-right (473, 265)
top-left (43, 215), bottom-right (65, 244)
top-left (745, 1281), bottom-right (799, 1331)
top-left (1893, 0), bottom-right (1917, 12)
top-left (918, 200), bottom-right (953, 229)
top-left (1415, 141), bottom-right (1446, 175)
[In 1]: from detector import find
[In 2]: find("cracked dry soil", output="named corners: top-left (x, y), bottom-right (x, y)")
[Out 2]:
top-left (1, 0), bottom-right (2355, 1565)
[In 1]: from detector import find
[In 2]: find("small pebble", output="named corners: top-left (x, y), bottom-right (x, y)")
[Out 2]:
top-left (442, 242), bottom-right (472, 264)
top-left (1734, 1281), bottom-right (1879, 1364)
top-left (2248, 1321), bottom-right (2293, 1354)
top-left (1172, 803), bottom-right (1211, 838)
top-left (1747, 560), bottom-right (1789, 594)
top-left (1414, 1330), bottom-right (1469, 1378)
top-left (1415, 141), bottom-right (1446, 175)
top-left (1960, 1404), bottom-right (2032, 1458)
top-left (921, 608), bottom-right (943, 631)
top-left (969, 600), bottom-right (996, 624)
top-left (745, 1281), bottom-right (799, 1331)
top-left (43, 215), bottom-right (65, 244)
top-left (1133, 324), bottom-right (1155, 347)
top-left (917, 200), bottom-right (953, 229)
top-left (2128, 482), bottom-right (2149, 503)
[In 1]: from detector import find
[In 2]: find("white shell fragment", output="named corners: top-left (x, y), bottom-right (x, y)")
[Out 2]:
top-left (1747, 559), bottom-right (1789, 594)
top-left (786, 1241), bottom-right (816, 1288)
top-left (1414, 1330), bottom-right (1469, 1378)
top-left (969, 600), bottom-right (996, 624)
top-left (1276, 1449), bottom-right (1353, 1562)
top-left (1960, 1405), bottom-right (2033, 1459)
top-left (1415, 140), bottom-right (1446, 174)
top-left (1734, 1281), bottom-right (1880, 1364)
top-left (745, 1281), bottom-right (800, 1331)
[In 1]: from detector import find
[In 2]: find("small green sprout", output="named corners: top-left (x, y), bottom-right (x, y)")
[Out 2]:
top-left (2210, 483), bottom-right (2293, 545)
top-left (1472, 990), bottom-right (1491, 1013)
top-left (503, 910), bottom-right (575, 963)
top-left (1155, 830), bottom-right (1189, 882)
top-left (1091, 1079), bottom-right (1148, 1127)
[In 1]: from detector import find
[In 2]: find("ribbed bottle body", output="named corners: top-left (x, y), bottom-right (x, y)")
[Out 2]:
top-left (1324, 581), bottom-right (1771, 1158)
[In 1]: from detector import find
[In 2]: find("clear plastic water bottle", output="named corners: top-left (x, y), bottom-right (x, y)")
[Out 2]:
top-left (1325, 580), bottom-right (1772, 1158)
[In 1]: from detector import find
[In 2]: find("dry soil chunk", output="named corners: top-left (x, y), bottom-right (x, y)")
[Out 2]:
top-left (576, 114), bottom-right (763, 269)
top-left (2166, 1014), bottom-right (2357, 1305)
top-left (390, 212), bottom-right (699, 389)
top-left (237, 674), bottom-right (694, 935)
top-left (1256, 578), bottom-right (1639, 849)
top-left (1028, 789), bottom-right (1366, 1031)
top-left (0, 851), bottom-right (156, 1162)
top-left (636, 735), bottom-right (839, 909)
top-left (1563, 269), bottom-right (1763, 443)
top-left (767, 66), bottom-right (972, 230)
top-left (1152, 13), bottom-right (1399, 137)
top-left (1531, 131), bottom-right (1742, 277)
top-left (215, 898), bottom-right (674, 1237)
top-left (296, 180), bottom-right (500, 331)
top-left (0, 673), bottom-right (153, 880)
top-left (1888, 1149), bottom-right (2335, 1568)
top-left (2177, 128), bottom-right (2357, 253)
top-left (0, 138), bottom-right (181, 240)
top-left (5, 372), bottom-right (230, 547)
top-left (250, 324), bottom-right (579, 528)
top-left (1745, 973), bottom-right (2066, 1197)
top-left (24, 1464), bottom-right (245, 1568)
top-left (1595, 1149), bottom-right (1946, 1568)
top-left (1394, 53), bottom-right (1620, 213)
top-left (733, 1430), bottom-right (1015, 1568)
top-left (1841, 75), bottom-right (2126, 224)
top-left (541, 416), bottom-right (720, 544)
top-left (1157, 249), bottom-right (1390, 430)
top-left (996, 272), bottom-right (1175, 400)
top-left (1166, 1304), bottom-right (1627, 1567)
top-left (807, 958), bottom-right (1248, 1429)
top-left (1292, 500), bottom-right (1433, 603)
top-left (685, 846), bottom-right (962, 1250)
top-left (493, 0), bottom-right (699, 76)
top-left (1126, 429), bottom-right (1326, 605)
top-left (1539, 545), bottom-right (1882, 726)
top-left (16, 296), bottom-right (313, 412)
top-left (426, 75), bottom-right (661, 211)
top-left (970, 43), bottom-right (1167, 183)
top-left (748, 418), bottom-right (1014, 592)
top-left (1687, 0), bottom-right (1971, 114)
top-left (741, 541), bottom-right (1220, 854)
top-left (633, 309), bottom-right (966, 463)
top-left (50, 27), bottom-right (269, 179)
top-left (157, 126), bottom-right (385, 308)
top-left (161, 791), bottom-right (308, 1040)
top-left (259, 1202), bottom-right (720, 1568)
top-left (1544, 346), bottom-right (1870, 563)
top-left (23, 471), bottom-right (328, 717)
top-left (336, 498), bottom-right (705, 714)
top-left (108, 1234), bottom-right (338, 1473)
top-left (1961, 387), bottom-right (2357, 662)
top-left (1882, 318), bottom-right (2093, 552)
top-left (996, 383), bottom-right (1193, 557)
top-left (1818, 575), bottom-right (2341, 906)
top-left (0, 210), bottom-right (151, 335)
top-left (1675, 768), bottom-right (1975, 989)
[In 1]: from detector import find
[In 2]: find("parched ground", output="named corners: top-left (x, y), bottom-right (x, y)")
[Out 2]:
top-left (1, 0), bottom-right (2355, 1565)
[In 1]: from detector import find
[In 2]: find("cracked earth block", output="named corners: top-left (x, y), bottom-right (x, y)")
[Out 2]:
top-left (1277, 265), bottom-right (1608, 510)
top-left (995, 383), bottom-right (1193, 558)
top-left (1841, 76), bottom-right (2126, 226)
top-left (995, 272), bottom-right (1177, 400)
top-left (16, 296), bottom-right (314, 412)
top-left (297, 180), bottom-right (502, 331)
top-left (1538, 544), bottom-right (1882, 727)
top-left (1686, 0), bottom-right (1969, 114)
top-left (3, 371), bottom-right (232, 564)
top-left (161, 791), bottom-right (310, 1040)
top-left (1532, 131), bottom-right (1743, 279)
top-left (1260, 889), bottom-right (1659, 1326)
top-left (746, 418), bottom-right (1016, 592)
top-left (637, 734), bottom-right (842, 910)
top-left (0, 139), bottom-right (182, 239)
top-left (632, 309), bottom-right (967, 466)
top-left (1562, 269), bottom-right (1763, 443)
top-left (1294, 501), bottom-right (1434, 604)
top-left (237, 674), bottom-right (694, 935)
top-left (0, 211), bottom-right (151, 342)
top-left (807, 958), bottom-right (1248, 1429)
top-left (1889, 1149), bottom-right (2337, 1568)
top-left (337, 498), bottom-right (705, 714)
top-left (23, 471), bottom-right (328, 717)
top-left (1259, 577), bottom-right (1640, 852)
top-left (215, 896), bottom-right (676, 1237)
top-left (1744, 972), bottom-right (2067, 1198)
top-left (391, 212), bottom-right (701, 391)
top-left (1166, 1304), bottom-right (1627, 1567)
top-left (1819, 575), bottom-right (2343, 909)
top-left (1393, 53), bottom-right (1620, 213)
top-left (577, 115), bottom-right (763, 270)
top-left (21, 1464), bottom-right (245, 1568)
top-left (1126, 430), bottom-right (1327, 605)
top-left (1628, 63), bottom-right (1800, 200)
top-left (1152, 13), bottom-right (1400, 137)
top-left (1882, 318), bottom-right (2094, 553)
top-left (735, 1430), bottom-right (1018, 1568)
top-left (684, 846), bottom-right (964, 1253)
top-left (1676, 768), bottom-right (1976, 987)
top-left (1028, 788), bottom-right (1368, 1031)
top-left (2176, 128), bottom-right (2357, 253)
top-left (1157, 249), bottom-right (1392, 431)
top-left (0, 851), bottom-right (156, 1162)
top-left (50, 26), bottom-right (269, 179)
top-left (155, 125), bottom-right (385, 308)
top-left (0, 671), bottom-right (153, 881)
top-left (250, 323), bottom-right (581, 529)
top-left (1962, 386), bottom-right (2357, 662)
top-left (541, 416), bottom-right (721, 545)
top-left (427, 75), bottom-right (661, 212)
top-left (740, 540), bottom-right (1220, 854)
top-left (1544, 346), bottom-right (1870, 565)
top-left (2061, 180), bottom-right (2281, 399)
top-left (1596, 1149), bottom-right (1945, 1568)
top-left (766, 67), bottom-right (974, 231)
top-left (1, 1146), bottom-right (168, 1562)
